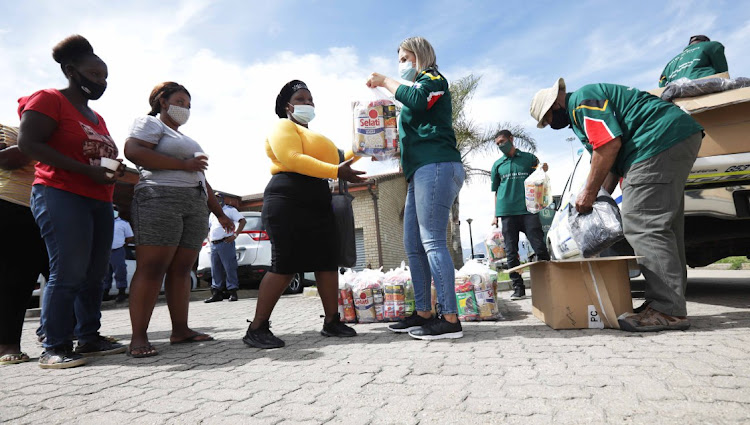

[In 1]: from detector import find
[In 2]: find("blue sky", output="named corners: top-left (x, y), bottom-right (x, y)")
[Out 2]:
top-left (1, 0), bottom-right (749, 250)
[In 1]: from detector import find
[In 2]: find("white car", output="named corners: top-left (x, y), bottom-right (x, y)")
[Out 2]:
top-left (197, 211), bottom-right (314, 293)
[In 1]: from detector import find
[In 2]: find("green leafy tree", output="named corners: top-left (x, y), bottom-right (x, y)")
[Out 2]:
top-left (448, 74), bottom-right (538, 268)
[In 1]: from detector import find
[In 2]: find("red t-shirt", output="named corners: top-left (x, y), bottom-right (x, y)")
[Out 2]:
top-left (18, 89), bottom-right (117, 202)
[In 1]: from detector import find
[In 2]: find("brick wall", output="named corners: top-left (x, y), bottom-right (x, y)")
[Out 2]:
top-left (375, 176), bottom-right (407, 270)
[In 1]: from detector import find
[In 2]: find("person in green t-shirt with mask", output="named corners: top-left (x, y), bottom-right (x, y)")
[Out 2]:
top-left (366, 36), bottom-right (464, 341)
top-left (490, 129), bottom-right (550, 301)
top-left (530, 77), bottom-right (703, 332)
top-left (659, 35), bottom-right (728, 87)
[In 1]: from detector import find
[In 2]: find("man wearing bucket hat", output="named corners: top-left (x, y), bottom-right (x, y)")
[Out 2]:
top-left (530, 78), bottom-right (703, 332)
top-left (659, 35), bottom-right (728, 88)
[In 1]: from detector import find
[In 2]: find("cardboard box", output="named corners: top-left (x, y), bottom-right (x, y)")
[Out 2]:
top-left (509, 256), bottom-right (636, 330)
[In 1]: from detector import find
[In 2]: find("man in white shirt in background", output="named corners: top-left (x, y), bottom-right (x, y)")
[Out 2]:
top-left (103, 205), bottom-right (134, 303)
top-left (205, 193), bottom-right (246, 303)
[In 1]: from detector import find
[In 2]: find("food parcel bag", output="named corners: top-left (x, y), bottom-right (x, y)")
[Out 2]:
top-left (454, 273), bottom-right (479, 322)
top-left (383, 265), bottom-right (409, 321)
top-left (458, 260), bottom-right (502, 321)
top-left (524, 167), bottom-right (551, 214)
top-left (351, 268), bottom-right (385, 323)
top-left (485, 226), bottom-right (506, 265)
top-left (352, 88), bottom-right (399, 161)
top-left (338, 269), bottom-right (357, 323)
top-left (568, 189), bottom-right (624, 258)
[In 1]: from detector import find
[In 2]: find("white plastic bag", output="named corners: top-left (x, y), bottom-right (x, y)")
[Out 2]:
top-left (568, 189), bottom-right (624, 258)
top-left (383, 264), bottom-right (409, 321)
top-left (484, 226), bottom-right (506, 265)
top-left (457, 260), bottom-right (501, 321)
top-left (524, 167), bottom-right (551, 214)
top-left (351, 268), bottom-right (385, 323)
top-left (352, 88), bottom-right (400, 161)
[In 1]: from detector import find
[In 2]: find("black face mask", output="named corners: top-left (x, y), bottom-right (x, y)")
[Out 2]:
top-left (72, 69), bottom-right (107, 100)
top-left (550, 108), bottom-right (570, 129)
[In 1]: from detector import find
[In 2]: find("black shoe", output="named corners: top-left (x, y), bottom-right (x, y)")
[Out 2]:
top-left (222, 290), bottom-right (230, 300)
top-left (74, 335), bottom-right (127, 357)
top-left (633, 300), bottom-right (651, 313)
top-left (204, 289), bottom-right (223, 303)
top-left (39, 347), bottom-right (87, 369)
top-left (408, 316), bottom-right (463, 340)
top-left (102, 292), bottom-right (113, 301)
top-left (115, 290), bottom-right (128, 303)
top-left (242, 321), bottom-right (285, 349)
top-left (388, 311), bottom-right (432, 333)
top-left (510, 286), bottom-right (526, 300)
top-left (321, 314), bottom-right (357, 338)
top-left (228, 290), bottom-right (238, 302)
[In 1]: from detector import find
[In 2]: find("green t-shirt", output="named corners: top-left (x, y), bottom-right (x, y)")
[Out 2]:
top-left (395, 68), bottom-right (461, 181)
top-left (659, 41), bottom-right (728, 87)
top-left (490, 150), bottom-right (538, 217)
top-left (566, 83), bottom-right (703, 177)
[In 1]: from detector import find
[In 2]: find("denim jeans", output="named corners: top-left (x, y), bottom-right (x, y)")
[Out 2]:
top-left (404, 162), bottom-right (465, 315)
top-left (210, 239), bottom-right (239, 291)
top-left (31, 185), bottom-right (113, 350)
top-left (103, 246), bottom-right (128, 291)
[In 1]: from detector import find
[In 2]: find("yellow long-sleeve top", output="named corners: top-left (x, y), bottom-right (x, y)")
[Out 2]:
top-left (266, 119), bottom-right (357, 179)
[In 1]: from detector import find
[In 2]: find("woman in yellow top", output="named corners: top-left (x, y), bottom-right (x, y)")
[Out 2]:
top-left (243, 80), bottom-right (365, 349)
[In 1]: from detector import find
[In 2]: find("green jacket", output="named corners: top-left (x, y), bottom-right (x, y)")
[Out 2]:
top-left (395, 68), bottom-right (461, 181)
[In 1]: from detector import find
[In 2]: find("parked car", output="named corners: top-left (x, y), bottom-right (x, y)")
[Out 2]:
top-left (197, 211), bottom-right (314, 293)
top-left (32, 243), bottom-right (199, 305)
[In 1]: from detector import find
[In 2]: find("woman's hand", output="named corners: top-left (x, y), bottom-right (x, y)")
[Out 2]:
top-left (366, 73), bottom-right (387, 88)
top-left (337, 158), bottom-right (366, 183)
top-left (183, 157), bottom-right (207, 172)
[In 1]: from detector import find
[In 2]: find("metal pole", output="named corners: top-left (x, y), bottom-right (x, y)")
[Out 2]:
top-left (467, 218), bottom-right (474, 258)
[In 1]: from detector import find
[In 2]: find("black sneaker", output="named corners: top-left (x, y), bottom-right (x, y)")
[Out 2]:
top-left (74, 335), bottom-right (127, 357)
top-left (388, 311), bottom-right (432, 333)
top-left (115, 291), bottom-right (128, 303)
top-left (510, 286), bottom-right (526, 300)
top-left (408, 316), bottom-right (463, 340)
top-left (228, 290), bottom-right (238, 302)
top-left (321, 314), bottom-right (357, 338)
top-left (39, 348), bottom-right (87, 369)
top-left (242, 321), bottom-right (285, 349)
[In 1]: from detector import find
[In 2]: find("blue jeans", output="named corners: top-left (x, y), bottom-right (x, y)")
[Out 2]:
top-left (211, 239), bottom-right (239, 291)
top-left (404, 162), bottom-right (465, 315)
top-left (31, 185), bottom-right (113, 350)
top-left (103, 246), bottom-right (128, 291)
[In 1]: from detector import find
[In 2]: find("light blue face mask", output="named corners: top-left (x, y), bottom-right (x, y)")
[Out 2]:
top-left (399, 60), bottom-right (417, 81)
top-left (289, 104), bottom-right (315, 124)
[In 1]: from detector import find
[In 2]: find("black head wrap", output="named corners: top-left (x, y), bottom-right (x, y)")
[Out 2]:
top-left (275, 80), bottom-right (308, 119)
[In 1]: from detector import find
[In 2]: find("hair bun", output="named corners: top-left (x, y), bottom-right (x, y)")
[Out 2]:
top-left (52, 34), bottom-right (94, 65)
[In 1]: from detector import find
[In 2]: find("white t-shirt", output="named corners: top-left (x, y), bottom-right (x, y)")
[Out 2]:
top-left (128, 115), bottom-right (207, 195)
top-left (208, 205), bottom-right (245, 241)
top-left (112, 217), bottom-right (134, 249)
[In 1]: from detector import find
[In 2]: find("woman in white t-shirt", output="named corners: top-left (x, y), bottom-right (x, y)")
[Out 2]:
top-left (124, 81), bottom-right (233, 358)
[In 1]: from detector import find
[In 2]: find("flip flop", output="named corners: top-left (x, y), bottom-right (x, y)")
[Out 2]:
top-left (169, 333), bottom-right (214, 345)
top-left (0, 352), bottom-right (30, 365)
top-left (126, 344), bottom-right (158, 358)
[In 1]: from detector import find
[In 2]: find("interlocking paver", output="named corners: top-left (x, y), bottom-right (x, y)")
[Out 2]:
top-left (1, 271), bottom-right (749, 424)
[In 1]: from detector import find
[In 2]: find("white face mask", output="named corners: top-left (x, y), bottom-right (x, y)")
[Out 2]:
top-left (288, 104), bottom-right (315, 124)
top-left (167, 104), bottom-right (190, 126)
top-left (399, 60), bottom-right (417, 81)
top-left (113, 210), bottom-right (119, 218)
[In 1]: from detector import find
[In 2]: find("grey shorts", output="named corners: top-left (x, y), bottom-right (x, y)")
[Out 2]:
top-left (132, 185), bottom-right (209, 250)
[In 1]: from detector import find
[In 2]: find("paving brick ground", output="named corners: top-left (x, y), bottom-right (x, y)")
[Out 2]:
top-left (1, 270), bottom-right (749, 424)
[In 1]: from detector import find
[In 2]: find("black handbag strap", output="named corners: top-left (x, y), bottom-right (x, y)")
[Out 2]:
top-left (337, 149), bottom-right (349, 195)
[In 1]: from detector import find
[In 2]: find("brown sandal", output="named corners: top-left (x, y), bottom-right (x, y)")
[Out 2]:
top-left (126, 344), bottom-right (158, 358)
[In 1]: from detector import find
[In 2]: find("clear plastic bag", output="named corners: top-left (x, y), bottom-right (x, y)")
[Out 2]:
top-left (484, 226), bottom-right (506, 265)
top-left (568, 189), bottom-right (625, 258)
top-left (458, 260), bottom-right (502, 321)
top-left (524, 167), bottom-right (552, 214)
top-left (351, 268), bottom-right (385, 323)
top-left (661, 77), bottom-right (750, 102)
top-left (338, 270), bottom-right (357, 323)
top-left (382, 264), bottom-right (409, 321)
top-left (352, 88), bottom-right (400, 161)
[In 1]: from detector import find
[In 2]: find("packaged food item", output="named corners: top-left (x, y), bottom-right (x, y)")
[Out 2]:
top-left (352, 89), bottom-right (400, 161)
top-left (353, 288), bottom-right (378, 323)
top-left (456, 290), bottom-right (479, 322)
top-left (485, 227), bottom-right (506, 266)
top-left (384, 283), bottom-right (405, 321)
top-left (458, 260), bottom-right (502, 321)
top-left (373, 288), bottom-right (384, 321)
top-left (404, 279), bottom-right (415, 316)
top-left (524, 167), bottom-right (551, 214)
top-left (338, 270), bottom-right (357, 323)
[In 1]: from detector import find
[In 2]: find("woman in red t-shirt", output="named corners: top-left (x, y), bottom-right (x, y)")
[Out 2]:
top-left (17, 35), bottom-right (127, 369)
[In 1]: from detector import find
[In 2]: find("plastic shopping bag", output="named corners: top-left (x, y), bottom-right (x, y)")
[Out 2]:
top-left (484, 226), bottom-right (506, 265)
top-left (568, 189), bottom-right (624, 258)
top-left (524, 167), bottom-right (551, 214)
top-left (352, 88), bottom-right (400, 161)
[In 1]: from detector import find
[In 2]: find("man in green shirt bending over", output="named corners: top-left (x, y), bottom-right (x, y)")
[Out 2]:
top-left (659, 35), bottom-right (728, 87)
top-left (490, 129), bottom-right (550, 301)
top-left (530, 77), bottom-right (703, 332)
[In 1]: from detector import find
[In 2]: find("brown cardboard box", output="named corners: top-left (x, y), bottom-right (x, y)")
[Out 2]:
top-left (646, 73), bottom-right (750, 158)
top-left (509, 256), bottom-right (636, 330)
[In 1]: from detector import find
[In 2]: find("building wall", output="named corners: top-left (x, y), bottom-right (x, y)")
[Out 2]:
top-left (375, 177), bottom-right (407, 270)
top-left (351, 188), bottom-right (378, 269)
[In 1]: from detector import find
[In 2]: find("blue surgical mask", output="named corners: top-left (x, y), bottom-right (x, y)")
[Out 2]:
top-left (399, 61), bottom-right (417, 81)
top-left (113, 210), bottom-right (119, 218)
top-left (289, 104), bottom-right (315, 124)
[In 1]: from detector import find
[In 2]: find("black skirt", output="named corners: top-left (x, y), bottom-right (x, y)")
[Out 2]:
top-left (262, 172), bottom-right (338, 274)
